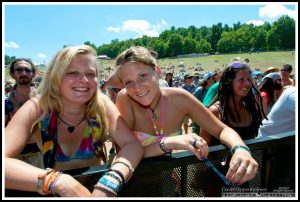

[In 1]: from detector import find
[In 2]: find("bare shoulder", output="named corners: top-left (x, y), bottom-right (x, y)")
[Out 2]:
top-left (163, 87), bottom-right (189, 97)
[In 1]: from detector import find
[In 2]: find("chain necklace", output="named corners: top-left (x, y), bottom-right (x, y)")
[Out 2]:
top-left (146, 94), bottom-right (164, 136)
top-left (58, 115), bottom-right (86, 133)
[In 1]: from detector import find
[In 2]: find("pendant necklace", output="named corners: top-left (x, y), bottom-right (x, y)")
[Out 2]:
top-left (58, 115), bottom-right (86, 133)
top-left (149, 93), bottom-right (162, 120)
top-left (146, 94), bottom-right (164, 136)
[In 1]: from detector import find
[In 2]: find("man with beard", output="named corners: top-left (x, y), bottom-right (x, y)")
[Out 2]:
top-left (5, 58), bottom-right (43, 167)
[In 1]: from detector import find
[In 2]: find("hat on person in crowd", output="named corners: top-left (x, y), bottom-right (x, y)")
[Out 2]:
top-left (231, 57), bottom-right (241, 62)
top-left (166, 72), bottom-right (173, 76)
top-left (263, 72), bottom-right (281, 82)
top-left (264, 66), bottom-right (279, 75)
top-left (204, 72), bottom-right (218, 81)
top-left (184, 73), bottom-right (193, 79)
top-left (193, 71), bottom-right (200, 77)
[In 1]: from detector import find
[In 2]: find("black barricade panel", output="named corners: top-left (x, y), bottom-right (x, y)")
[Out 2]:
top-left (5, 132), bottom-right (295, 197)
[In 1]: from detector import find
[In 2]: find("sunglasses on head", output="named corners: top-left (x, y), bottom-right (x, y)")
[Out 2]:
top-left (230, 62), bottom-right (242, 69)
top-left (14, 68), bottom-right (33, 74)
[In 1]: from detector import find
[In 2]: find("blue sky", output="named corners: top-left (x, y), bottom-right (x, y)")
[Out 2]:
top-left (3, 2), bottom-right (297, 65)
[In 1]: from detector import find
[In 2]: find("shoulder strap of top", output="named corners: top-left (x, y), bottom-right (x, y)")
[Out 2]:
top-left (88, 115), bottom-right (107, 164)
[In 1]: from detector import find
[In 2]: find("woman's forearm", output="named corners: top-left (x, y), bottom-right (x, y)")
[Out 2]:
top-left (5, 157), bottom-right (45, 192)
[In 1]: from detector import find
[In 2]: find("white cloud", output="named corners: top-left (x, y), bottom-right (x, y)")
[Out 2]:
top-left (37, 53), bottom-right (47, 58)
top-left (259, 4), bottom-right (296, 20)
top-left (5, 41), bottom-right (20, 48)
top-left (107, 26), bottom-right (121, 32)
top-left (107, 19), bottom-right (168, 38)
top-left (246, 20), bottom-right (265, 26)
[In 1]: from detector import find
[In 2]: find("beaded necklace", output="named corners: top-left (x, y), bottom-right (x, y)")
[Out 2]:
top-left (146, 95), bottom-right (164, 136)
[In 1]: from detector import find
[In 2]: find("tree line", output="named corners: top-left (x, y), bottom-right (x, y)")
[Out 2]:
top-left (95, 15), bottom-right (295, 59)
top-left (5, 15), bottom-right (295, 65)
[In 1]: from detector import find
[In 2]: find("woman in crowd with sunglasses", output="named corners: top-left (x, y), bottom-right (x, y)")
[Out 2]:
top-left (107, 46), bottom-right (258, 187)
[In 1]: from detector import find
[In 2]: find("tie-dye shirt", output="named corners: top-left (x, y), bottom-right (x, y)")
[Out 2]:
top-left (55, 125), bottom-right (95, 162)
top-left (132, 130), bottom-right (182, 146)
top-left (39, 112), bottom-right (107, 168)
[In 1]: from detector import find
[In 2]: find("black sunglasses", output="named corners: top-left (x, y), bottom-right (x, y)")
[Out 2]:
top-left (14, 68), bottom-right (33, 74)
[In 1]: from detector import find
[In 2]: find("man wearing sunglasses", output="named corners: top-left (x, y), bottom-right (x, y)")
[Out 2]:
top-left (280, 64), bottom-right (294, 87)
top-left (5, 58), bottom-right (42, 167)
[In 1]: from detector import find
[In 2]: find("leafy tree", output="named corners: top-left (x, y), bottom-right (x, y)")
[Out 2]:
top-left (166, 34), bottom-right (183, 57)
top-left (84, 41), bottom-right (97, 52)
top-left (271, 15), bottom-right (295, 49)
top-left (182, 37), bottom-right (198, 54)
top-left (197, 39), bottom-right (212, 53)
top-left (5, 55), bottom-right (16, 65)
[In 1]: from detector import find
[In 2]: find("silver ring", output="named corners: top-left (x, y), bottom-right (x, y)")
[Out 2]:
top-left (230, 161), bottom-right (240, 167)
top-left (192, 139), bottom-right (198, 148)
top-left (239, 165), bottom-right (248, 171)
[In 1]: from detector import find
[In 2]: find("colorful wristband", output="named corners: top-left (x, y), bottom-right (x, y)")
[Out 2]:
top-left (231, 145), bottom-right (252, 156)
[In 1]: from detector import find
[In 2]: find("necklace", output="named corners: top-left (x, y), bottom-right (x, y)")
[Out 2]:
top-left (58, 115), bottom-right (86, 133)
top-left (149, 93), bottom-right (162, 120)
top-left (146, 95), bottom-right (164, 136)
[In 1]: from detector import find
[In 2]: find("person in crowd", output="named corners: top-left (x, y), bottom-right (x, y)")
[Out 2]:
top-left (5, 58), bottom-right (37, 126)
top-left (5, 79), bottom-right (14, 95)
top-left (107, 46), bottom-right (258, 186)
top-left (200, 61), bottom-right (266, 146)
top-left (192, 71), bottom-right (218, 134)
top-left (199, 61), bottom-right (265, 196)
top-left (280, 64), bottom-right (294, 87)
top-left (257, 86), bottom-right (295, 137)
top-left (263, 66), bottom-right (279, 76)
top-left (5, 45), bottom-right (143, 197)
top-left (258, 72), bottom-right (283, 115)
top-left (165, 72), bottom-right (174, 87)
top-left (192, 72), bottom-right (201, 87)
top-left (181, 73), bottom-right (197, 134)
top-left (5, 58), bottom-right (43, 168)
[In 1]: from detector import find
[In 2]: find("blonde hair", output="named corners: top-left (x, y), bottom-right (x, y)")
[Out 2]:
top-left (115, 46), bottom-right (158, 70)
top-left (33, 45), bottom-right (108, 136)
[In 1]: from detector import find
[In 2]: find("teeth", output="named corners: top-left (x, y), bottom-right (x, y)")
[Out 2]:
top-left (137, 91), bottom-right (148, 97)
top-left (74, 87), bottom-right (88, 91)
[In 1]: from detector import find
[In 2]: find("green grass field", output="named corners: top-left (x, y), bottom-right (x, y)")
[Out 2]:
top-left (5, 51), bottom-right (295, 81)
top-left (93, 50), bottom-right (296, 77)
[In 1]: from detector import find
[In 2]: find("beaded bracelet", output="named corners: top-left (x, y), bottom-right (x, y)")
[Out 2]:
top-left (98, 176), bottom-right (120, 193)
top-left (231, 145), bottom-right (252, 156)
top-left (109, 168), bottom-right (126, 184)
top-left (49, 171), bottom-right (63, 195)
top-left (94, 184), bottom-right (117, 196)
top-left (105, 171), bottom-right (123, 189)
top-left (37, 168), bottom-right (53, 195)
top-left (159, 137), bottom-right (172, 154)
top-left (111, 160), bottom-right (135, 174)
top-left (111, 160), bottom-right (134, 183)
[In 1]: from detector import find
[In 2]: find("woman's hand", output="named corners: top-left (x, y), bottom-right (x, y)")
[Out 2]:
top-left (53, 173), bottom-right (92, 197)
top-left (165, 133), bottom-right (209, 160)
top-left (225, 149), bottom-right (259, 185)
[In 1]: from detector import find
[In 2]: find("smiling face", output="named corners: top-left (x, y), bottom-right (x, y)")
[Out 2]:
top-left (118, 62), bottom-right (160, 107)
top-left (60, 54), bottom-right (98, 105)
top-left (232, 69), bottom-right (252, 98)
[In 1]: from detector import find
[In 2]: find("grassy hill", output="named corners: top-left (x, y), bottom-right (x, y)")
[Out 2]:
top-left (5, 51), bottom-right (295, 81)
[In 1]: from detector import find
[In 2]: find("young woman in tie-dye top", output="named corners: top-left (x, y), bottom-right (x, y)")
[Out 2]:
top-left (5, 45), bottom-right (143, 197)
